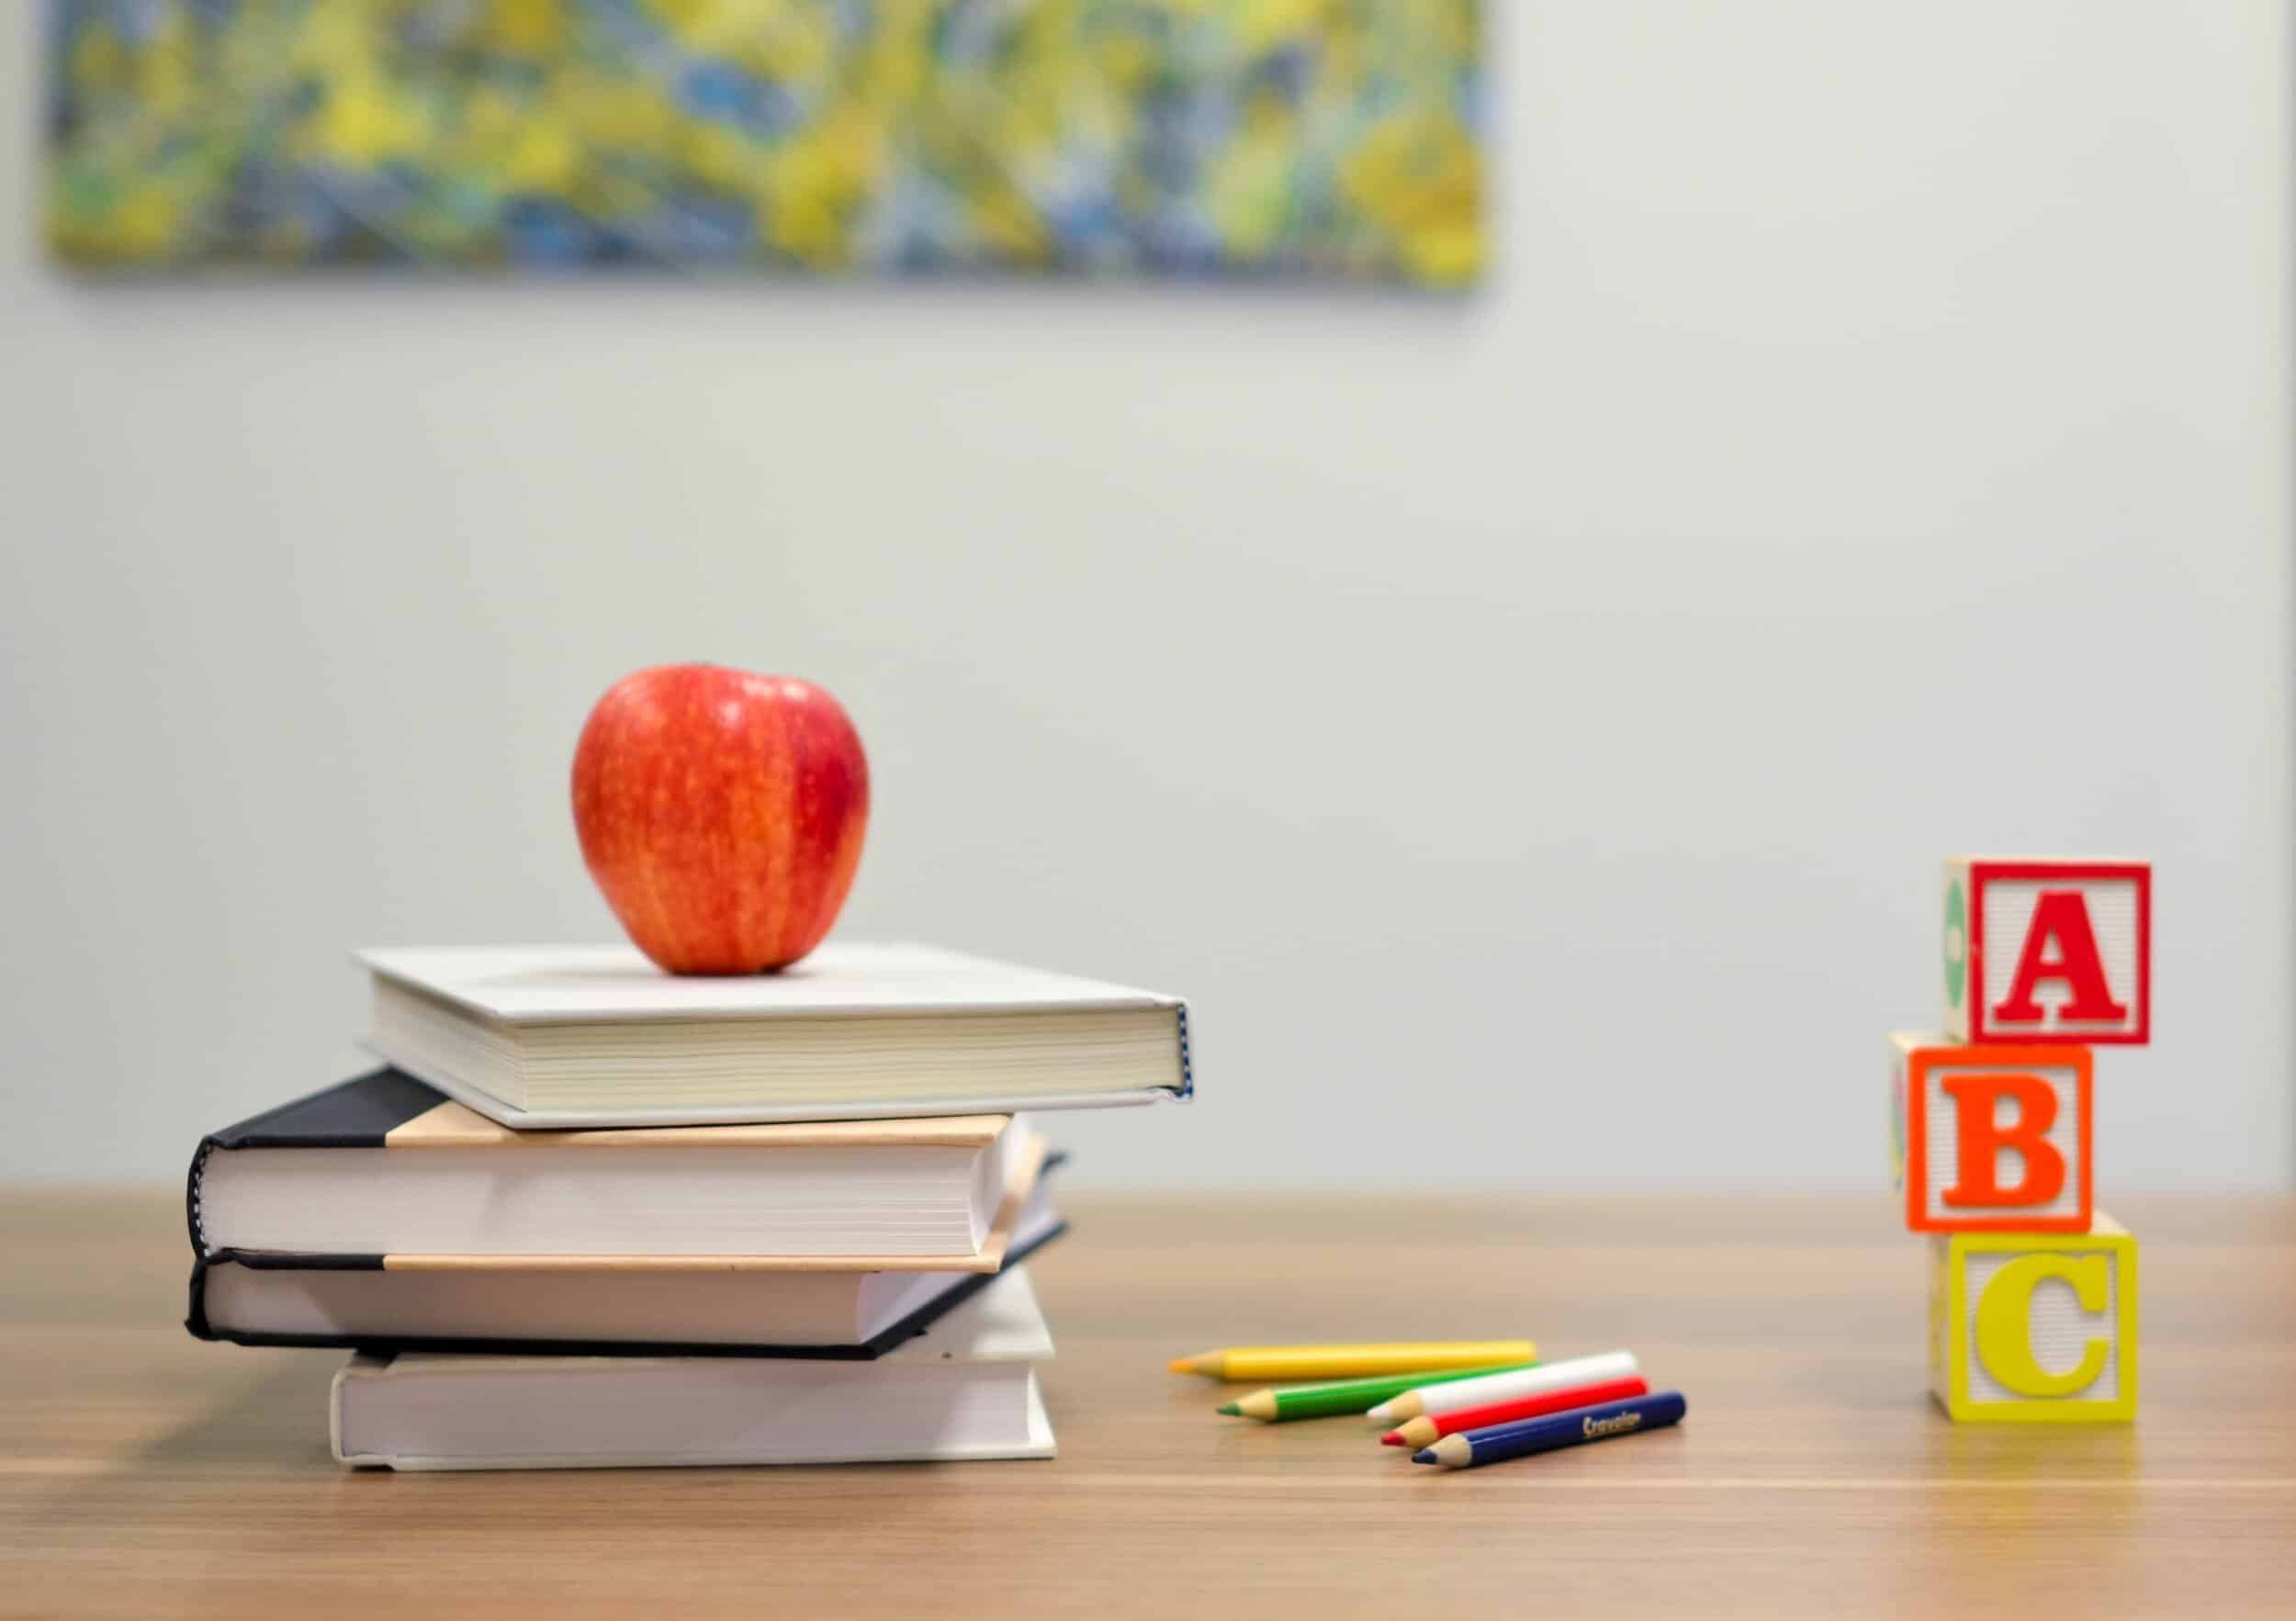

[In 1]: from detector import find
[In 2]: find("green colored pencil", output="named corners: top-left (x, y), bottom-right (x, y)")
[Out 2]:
top-left (1215, 1362), bottom-right (1537, 1423)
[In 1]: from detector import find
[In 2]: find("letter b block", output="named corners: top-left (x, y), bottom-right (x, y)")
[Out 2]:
top-left (1892, 1035), bottom-right (2092, 1233)
top-left (1928, 1215), bottom-right (2138, 1423)
top-left (1942, 858), bottom-right (2150, 1045)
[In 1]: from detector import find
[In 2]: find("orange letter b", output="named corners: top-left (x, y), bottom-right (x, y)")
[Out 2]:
top-left (1940, 1073), bottom-right (2065, 1210)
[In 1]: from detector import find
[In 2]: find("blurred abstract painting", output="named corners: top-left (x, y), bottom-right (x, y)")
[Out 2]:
top-left (45, 1), bottom-right (1483, 287)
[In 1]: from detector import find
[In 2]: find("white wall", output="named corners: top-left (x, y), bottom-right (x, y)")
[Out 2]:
top-left (2, 3), bottom-right (2288, 1189)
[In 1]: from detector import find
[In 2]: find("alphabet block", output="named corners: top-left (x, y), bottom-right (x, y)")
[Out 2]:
top-left (1892, 1034), bottom-right (2092, 1233)
top-left (1942, 858), bottom-right (2150, 1045)
top-left (1928, 1213), bottom-right (2138, 1424)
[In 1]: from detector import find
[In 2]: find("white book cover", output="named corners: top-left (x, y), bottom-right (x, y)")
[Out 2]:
top-left (357, 941), bottom-right (1181, 1023)
top-left (332, 1266), bottom-right (1058, 1471)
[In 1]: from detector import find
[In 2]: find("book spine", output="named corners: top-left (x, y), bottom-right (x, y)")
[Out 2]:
top-left (184, 1251), bottom-right (214, 1340)
top-left (184, 1137), bottom-right (216, 1255)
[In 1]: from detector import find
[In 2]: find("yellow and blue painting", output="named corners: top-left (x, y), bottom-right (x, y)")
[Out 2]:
top-left (46, 1), bottom-right (1482, 286)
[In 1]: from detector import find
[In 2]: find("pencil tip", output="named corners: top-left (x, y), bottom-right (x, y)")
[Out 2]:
top-left (1411, 1449), bottom-right (1438, 1465)
top-left (1379, 1434), bottom-right (1403, 1447)
top-left (1166, 1357), bottom-right (1195, 1375)
top-left (1216, 1403), bottom-right (1241, 1416)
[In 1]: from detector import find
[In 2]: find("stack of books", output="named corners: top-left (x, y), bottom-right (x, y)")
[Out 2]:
top-left (185, 941), bottom-right (1190, 1470)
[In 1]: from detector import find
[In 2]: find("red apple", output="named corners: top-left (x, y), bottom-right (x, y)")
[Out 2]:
top-left (570, 665), bottom-right (869, 974)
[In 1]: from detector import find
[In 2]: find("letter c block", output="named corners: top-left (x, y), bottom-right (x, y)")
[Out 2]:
top-left (1929, 1214), bottom-right (2138, 1424)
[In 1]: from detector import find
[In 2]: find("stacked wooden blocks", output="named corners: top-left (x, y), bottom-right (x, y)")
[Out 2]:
top-left (1893, 859), bottom-right (2150, 1424)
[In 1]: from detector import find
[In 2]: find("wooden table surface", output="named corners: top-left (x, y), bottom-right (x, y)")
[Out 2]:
top-left (5, 1189), bottom-right (2292, 1619)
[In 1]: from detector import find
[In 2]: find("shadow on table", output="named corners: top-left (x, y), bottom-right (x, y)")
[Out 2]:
top-left (136, 1351), bottom-right (342, 1469)
top-left (14, 1352), bottom-right (343, 1557)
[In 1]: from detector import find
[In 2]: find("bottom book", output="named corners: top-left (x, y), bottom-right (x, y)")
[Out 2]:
top-left (332, 1266), bottom-right (1057, 1470)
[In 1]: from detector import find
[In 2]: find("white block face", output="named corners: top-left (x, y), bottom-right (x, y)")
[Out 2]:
top-left (1915, 1056), bottom-right (2085, 1226)
top-left (1962, 1248), bottom-right (2122, 1405)
top-left (1973, 868), bottom-right (2146, 1041)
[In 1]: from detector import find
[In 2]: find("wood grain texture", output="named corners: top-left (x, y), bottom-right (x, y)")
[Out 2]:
top-left (4, 1190), bottom-right (2291, 1620)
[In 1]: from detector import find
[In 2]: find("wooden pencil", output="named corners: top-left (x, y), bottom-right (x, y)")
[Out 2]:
top-left (1380, 1375), bottom-right (1649, 1448)
top-left (1412, 1390), bottom-right (1686, 1469)
top-left (1218, 1363), bottom-right (1536, 1422)
top-left (1167, 1340), bottom-right (1536, 1382)
top-left (1365, 1349), bottom-right (1638, 1424)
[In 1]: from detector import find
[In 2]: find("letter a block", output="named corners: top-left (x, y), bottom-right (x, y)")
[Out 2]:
top-left (1928, 1214), bottom-right (2138, 1423)
top-left (1942, 858), bottom-right (2150, 1045)
top-left (1892, 1034), bottom-right (2092, 1233)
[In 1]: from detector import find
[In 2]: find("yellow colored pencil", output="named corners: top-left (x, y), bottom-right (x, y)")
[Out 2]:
top-left (1166, 1341), bottom-right (1536, 1382)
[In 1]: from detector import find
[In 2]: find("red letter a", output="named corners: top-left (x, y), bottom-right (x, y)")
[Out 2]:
top-left (1992, 890), bottom-right (2128, 1026)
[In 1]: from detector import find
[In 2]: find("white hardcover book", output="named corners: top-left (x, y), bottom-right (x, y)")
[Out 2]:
top-left (356, 940), bottom-right (1192, 1128)
top-left (331, 1266), bottom-right (1058, 1471)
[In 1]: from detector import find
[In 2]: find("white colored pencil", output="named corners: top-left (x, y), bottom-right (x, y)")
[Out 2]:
top-left (1364, 1350), bottom-right (1640, 1424)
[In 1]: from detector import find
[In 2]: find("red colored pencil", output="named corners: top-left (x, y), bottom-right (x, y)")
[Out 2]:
top-left (1379, 1375), bottom-right (1649, 1450)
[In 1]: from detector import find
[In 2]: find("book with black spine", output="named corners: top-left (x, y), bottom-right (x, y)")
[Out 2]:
top-left (187, 1164), bottom-right (1067, 1359)
top-left (188, 1071), bottom-right (1047, 1264)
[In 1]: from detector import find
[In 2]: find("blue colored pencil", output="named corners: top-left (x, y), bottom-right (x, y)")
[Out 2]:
top-left (1411, 1390), bottom-right (1686, 1469)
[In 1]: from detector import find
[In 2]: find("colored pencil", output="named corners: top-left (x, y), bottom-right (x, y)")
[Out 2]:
top-left (1380, 1375), bottom-right (1649, 1448)
top-left (1218, 1363), bottom-right (1536, 1422)
top-left (1412, 1390), bottom-right (1687, 1469)
top-left (1167, 1341), bottom-right (1536, 1383)
top-left (1365, 1349), bottom-right (1638, 1424)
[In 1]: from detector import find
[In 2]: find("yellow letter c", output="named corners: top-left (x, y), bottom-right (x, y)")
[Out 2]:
top-left (1975, 1255), bottom-right (2112, 1397)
